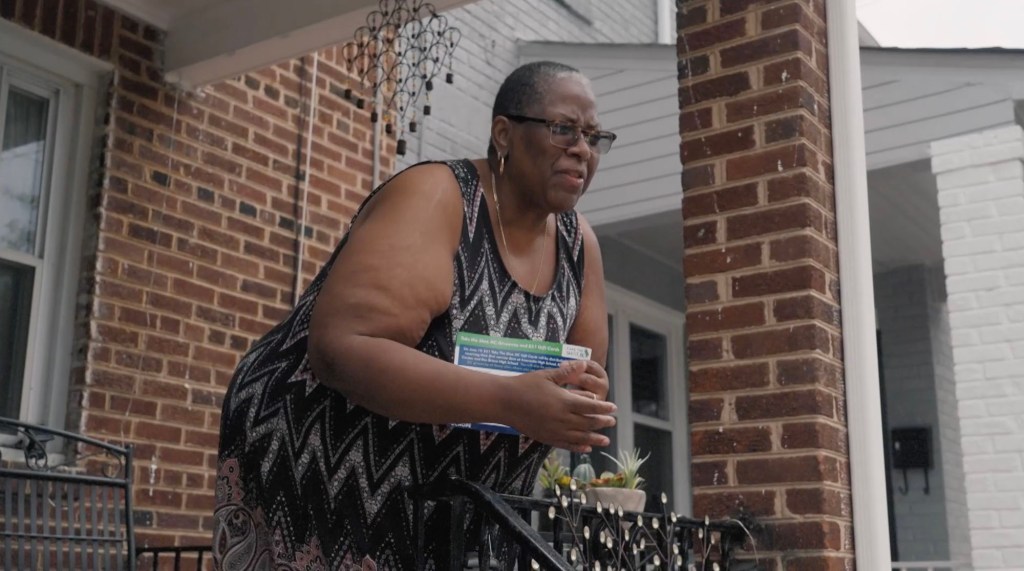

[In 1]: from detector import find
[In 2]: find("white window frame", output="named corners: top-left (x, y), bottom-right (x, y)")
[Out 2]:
top-left (0, 19), bottom-right (109, 429)
top-left (605, 282), bottom-right (691, 516)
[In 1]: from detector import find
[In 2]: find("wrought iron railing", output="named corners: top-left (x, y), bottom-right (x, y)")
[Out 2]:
top-left (135, 544), bottom-right (213, 570)
top-left (129, 478), bottom-right (750, 571)
top-left (0, 416), bottom-right (136, 571)
top-left (414, 477), bottom-right (750, 570)
top-left (1, 417), bottom-right (748, 570)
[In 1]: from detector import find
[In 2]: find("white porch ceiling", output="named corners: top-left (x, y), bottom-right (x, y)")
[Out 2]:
top-left (99, 0), bottom-right (472, 88)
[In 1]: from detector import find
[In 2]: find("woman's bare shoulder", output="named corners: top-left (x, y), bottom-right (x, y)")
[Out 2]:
top-left (352, 161), bottom-right (470, 231)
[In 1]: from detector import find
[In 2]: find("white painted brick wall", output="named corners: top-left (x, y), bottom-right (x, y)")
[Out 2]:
top-left (399, 0), bottom-right (658, 167)
top-left (928, 265), bottom-right (975, 567)
top-left (875, 265), bottom-right (970, 562)
top-left (931, 123), bottom-right (1024, 570)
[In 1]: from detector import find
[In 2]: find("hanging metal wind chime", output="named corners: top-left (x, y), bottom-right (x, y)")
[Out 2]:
top-left (340, 0), bottom-right (462, 156)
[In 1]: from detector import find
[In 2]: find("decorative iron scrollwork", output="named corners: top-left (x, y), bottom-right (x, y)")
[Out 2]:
top-left (19, 426), bottom-right (52, 470)
top-left (0, 417), bottom-right (128, 479)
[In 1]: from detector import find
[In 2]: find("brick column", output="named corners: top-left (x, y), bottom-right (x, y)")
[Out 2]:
top-left (678, 1), bottom-right (854, 569)
top-left (930, 124), bottom-right (1024, 569)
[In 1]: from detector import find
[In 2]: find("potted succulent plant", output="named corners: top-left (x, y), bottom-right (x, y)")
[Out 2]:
top-left (538, 451), bottom-right (571, 495)
top-left (538, 448), bottom-right (651, 513)
top-left (580, 448), bottom-right (650, 513)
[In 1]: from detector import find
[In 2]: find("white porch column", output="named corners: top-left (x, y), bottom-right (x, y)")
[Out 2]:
top-left (931, 124), bottom-right (1024, 570)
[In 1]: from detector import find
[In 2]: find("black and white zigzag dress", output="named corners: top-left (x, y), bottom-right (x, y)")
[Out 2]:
top-left (213, 159), bottom-right (586, 570)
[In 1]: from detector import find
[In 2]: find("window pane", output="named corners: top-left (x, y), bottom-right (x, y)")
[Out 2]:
top-left (634, 424), bottom-right (673, 512)
top-left (0, 258), bottom-right (33, 418)
top-left (630, 324), bottom-right (668, 420)
top-left (634, 425), bottom-right (675, 515)
top-left (0, 87), bottom-right (51, 254)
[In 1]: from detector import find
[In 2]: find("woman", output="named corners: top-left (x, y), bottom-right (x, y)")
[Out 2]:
top-left (213, 61), bottom-right (619, 570)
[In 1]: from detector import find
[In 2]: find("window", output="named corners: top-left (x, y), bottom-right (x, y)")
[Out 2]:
top-left (587, 284), bottom-right (690, 514)
top-left (1, 71), bottom-right (61, 420)
top-left (0, 23), bottom-right (103, 426)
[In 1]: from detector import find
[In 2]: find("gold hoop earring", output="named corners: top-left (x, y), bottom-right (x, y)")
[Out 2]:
top-left (498, 153), bottom-right (506, 177)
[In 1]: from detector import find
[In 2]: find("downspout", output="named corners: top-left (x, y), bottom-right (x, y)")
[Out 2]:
top-left (825, 0), bottom-right (892, 568)
top-left (293, 51), bottom-right (321, 306)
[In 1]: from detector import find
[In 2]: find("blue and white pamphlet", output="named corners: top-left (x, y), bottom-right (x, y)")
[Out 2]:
top-left (453, 331), bottom-right (592, 434)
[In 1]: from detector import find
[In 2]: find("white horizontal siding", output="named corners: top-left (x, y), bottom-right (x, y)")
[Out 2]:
top-left (590, 69), bottom-right (669, 96)
top-left (864, 85), bottom-right (1008, 133)
top-left (598, 135), bottom-right (678, 176)
top-left (580, 181), bottom-right (680, 226)
top-left (861, 65), bottom-right (1016, 170)
top-left (600, 94), bottom-right (678, 131)
top-left (608, 113), bottom-right (679, 149)
top-left (862, 77), bottom-right (965, 108)
top-left (599, 76), bottom-right (677, 114)
top-left (867, 100), bottom-right (1015, 170)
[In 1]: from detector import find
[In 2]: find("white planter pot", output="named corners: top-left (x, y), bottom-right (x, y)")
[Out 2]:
top-left (583, 487), bottom-right (646, 513)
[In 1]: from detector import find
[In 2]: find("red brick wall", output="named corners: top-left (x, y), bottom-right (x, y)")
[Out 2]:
top-left (678, 1), bottom-right (854, 569)
top-left (2, 0), bottom-right (393, 547)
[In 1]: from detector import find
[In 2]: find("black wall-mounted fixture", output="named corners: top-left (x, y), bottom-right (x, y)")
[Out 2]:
top-left (891, 427), bottom-right (932, 495)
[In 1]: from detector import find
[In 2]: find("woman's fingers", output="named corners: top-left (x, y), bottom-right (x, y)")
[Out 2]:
top-left (565, 429), bottom-right (611, 449)
top-left (567, 391), bottom-right (616, 415)
top-left (515, 364), bottom-right (615, 452)
top-left (584, 360), bottom-right (608, 378)
top-left (567, 389), bottom-right (597, 400)
top-left (563, 366), bottom-right (609, 400)
top-left (552, 412), bottom-right (615, 451)
top-left (588, 414), bottom-right (617, 431)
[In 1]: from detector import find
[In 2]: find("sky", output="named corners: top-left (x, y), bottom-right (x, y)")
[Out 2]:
top-left (856, 0), bottom-right (1024, 49)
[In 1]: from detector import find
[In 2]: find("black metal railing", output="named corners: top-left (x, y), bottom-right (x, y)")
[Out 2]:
top-left (135, 545), bottom-right (213, 570)
top-left (414, 477), bottom-right (749, 570)
top-left (1, 415), bottom-right (747, 570)
top-left (0, 416), bottom-right (136, 571)
top-left (129, 478), bottom-right (748, 571)
top-left (130, 477), bottom-right (749, 571)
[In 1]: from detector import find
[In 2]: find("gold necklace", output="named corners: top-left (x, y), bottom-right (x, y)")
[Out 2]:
top-left (491, 170), bottom-right (549, 295)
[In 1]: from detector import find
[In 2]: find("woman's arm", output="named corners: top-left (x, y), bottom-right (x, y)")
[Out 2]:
top-left (308, 164), bottom-right (615, 451)
top-left (566, 215), bottom-right (611, 401)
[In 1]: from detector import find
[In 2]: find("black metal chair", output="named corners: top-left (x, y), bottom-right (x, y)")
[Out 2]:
top-left (0, 416), bottom-right (136, 570)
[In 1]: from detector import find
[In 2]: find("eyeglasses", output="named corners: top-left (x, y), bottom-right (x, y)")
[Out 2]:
top-left (504, 114), bottom-right (617, 155)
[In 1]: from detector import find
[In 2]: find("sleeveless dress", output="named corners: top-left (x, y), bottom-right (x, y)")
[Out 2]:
top-left (212, 159), bottom-right (586, 570)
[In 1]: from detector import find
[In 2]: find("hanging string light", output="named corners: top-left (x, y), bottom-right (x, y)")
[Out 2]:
top-left (341, 0), bottom-right (461, 156)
